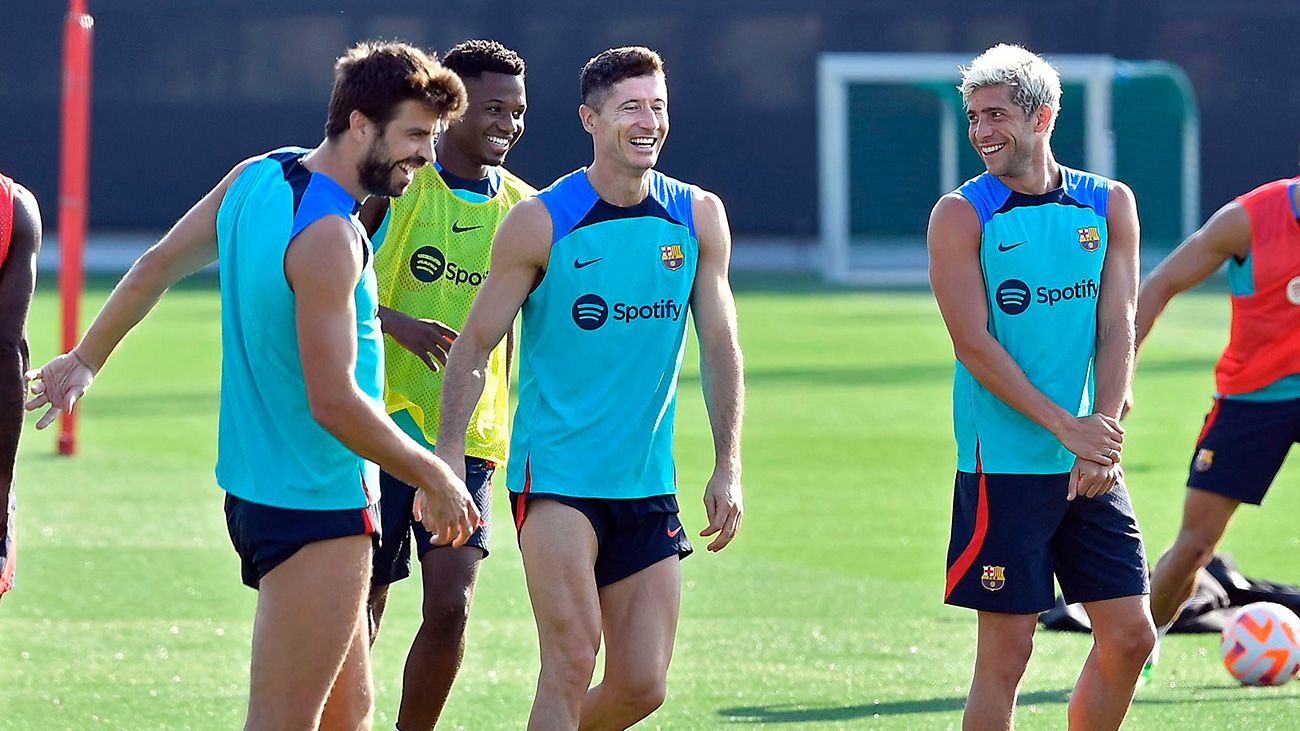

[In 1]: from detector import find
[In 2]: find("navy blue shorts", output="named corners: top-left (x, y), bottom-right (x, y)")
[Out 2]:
top-left (1186, 397), bottom-right (1300, 506)
top-left (945, 471), bottom-right (1149, 614)
top-left (224, 494), bottom-right (380, 589)
top-left (509, 492), bottom-right (693, 588)
top-left (371, 456), bottom-right (495, 586)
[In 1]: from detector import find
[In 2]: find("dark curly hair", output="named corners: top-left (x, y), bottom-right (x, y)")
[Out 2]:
top-left (442, 39), bottom-right (526, 81)
top-left (324, 40), bottom-right (467, 139)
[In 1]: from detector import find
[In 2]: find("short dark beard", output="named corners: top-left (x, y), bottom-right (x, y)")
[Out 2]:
top-left (358, 136), bottom-right (402, 198)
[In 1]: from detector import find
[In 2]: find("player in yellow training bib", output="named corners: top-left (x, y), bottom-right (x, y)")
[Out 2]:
top-left (360, 40), bottom-right (535, 730)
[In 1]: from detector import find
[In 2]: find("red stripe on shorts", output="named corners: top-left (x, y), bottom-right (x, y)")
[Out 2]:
top-left (514, 457), bottom-right (532, 532)
top-left (1197, 398), bottom-right (1223, 445)
top-left (359, 471), bottom-right (376, 533)
top-left (944, 445), bottom-right (989, 601)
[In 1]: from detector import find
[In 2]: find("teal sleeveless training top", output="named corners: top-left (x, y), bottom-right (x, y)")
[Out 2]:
top-left (215, 147), bottom-right (383, 510)
top-left (507, 169), bottom-right (698, 499)
top-left (951, 167), bottom-right (1111, 474)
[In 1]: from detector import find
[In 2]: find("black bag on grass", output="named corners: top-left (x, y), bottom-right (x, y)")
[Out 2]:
top-left (1039, 554), bottom-right (1300, 634)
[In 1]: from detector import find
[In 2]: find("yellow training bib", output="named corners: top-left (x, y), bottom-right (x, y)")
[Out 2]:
top-left (374, 165), bottom-right (535, 463)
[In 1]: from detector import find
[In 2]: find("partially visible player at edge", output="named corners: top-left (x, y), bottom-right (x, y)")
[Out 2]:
top-left (1129, 167), bottom-right (1300, 675)
top-left (928, 44), bottom-right (1155, 731)
top-left (437, 46), bottom-right (744, 731)
top-left (359, 39), bottom-right (534, 731)
top-left (25, 42), bottom-right (478, 731)
top-left (0, 174), bottom-right (40, 607)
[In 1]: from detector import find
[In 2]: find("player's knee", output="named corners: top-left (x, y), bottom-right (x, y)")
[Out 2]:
top-left (976, 633), bottom-right (1033, 682)
top-left (1170, 527), bottom-right (1218, 568)
top-left (421, 587), bottom-right (472, 637)
top-left (539, 642), bottom-right (599, 693)
top-left (611, 675), bottom-right (668, 719)
top-left (1098, 616), bottom-right (1156, 666)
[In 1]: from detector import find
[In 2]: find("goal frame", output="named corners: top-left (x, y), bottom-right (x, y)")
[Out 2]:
top-left (816, 53), bottom-right (1117, 285)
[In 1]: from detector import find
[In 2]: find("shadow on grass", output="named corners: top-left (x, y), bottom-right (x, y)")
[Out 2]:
top-left (720, 683), bottom-right (1300, 724)
top-left (1132, 682), bottom-right (1300, 704)
top-left (719, 689), bottom-right (1070, 723)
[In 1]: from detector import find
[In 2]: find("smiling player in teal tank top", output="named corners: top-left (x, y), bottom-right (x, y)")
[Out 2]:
top-left (437, 46), bottom-right (745, 730)
top-left (25, 42), bottom-right (478, 729)
top-left (928, 44), bottom-right (1153, 730)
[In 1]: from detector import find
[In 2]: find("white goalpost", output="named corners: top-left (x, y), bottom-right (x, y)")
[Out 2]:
top-left (816, 52), bottom-right (1198, 285)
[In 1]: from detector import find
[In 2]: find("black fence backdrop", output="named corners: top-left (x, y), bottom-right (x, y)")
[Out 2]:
top-left (1, 1), bottom-right (1296, 238)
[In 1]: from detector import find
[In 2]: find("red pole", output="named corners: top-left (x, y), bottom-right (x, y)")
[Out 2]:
top-left (58, 1), bottom-right (93, 455)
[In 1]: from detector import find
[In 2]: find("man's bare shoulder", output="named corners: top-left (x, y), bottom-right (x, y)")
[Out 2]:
top-left (496, 196), bottom-right (553, 254)
top-left (9, 183), bottom-right (42, 253)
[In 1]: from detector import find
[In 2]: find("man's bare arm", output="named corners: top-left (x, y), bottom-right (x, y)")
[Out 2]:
top-left (690, 188), bottom-right (744, 552)
top-left (287, 215), bottom-right (478, 546)
top-left (1135, 200), bottom-right (1249, 351)
top-left (26, 158), bottom-right (258, 427)
top-left (1093, 182), bottom-right (1141, 419)
top-left (1070, 182), bottom-right (1141, 500)
top-left (436, 197), bottom-right (550, 473)
top-left (928, 193), bottom-right (1121, 465)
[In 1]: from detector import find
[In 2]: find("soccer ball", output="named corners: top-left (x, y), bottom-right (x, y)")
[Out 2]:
top-left (1220, 602), bottom-right (1300, 686)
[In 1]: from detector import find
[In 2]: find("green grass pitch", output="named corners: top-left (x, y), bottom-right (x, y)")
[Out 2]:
top-left (2, 278), bottom-right (1298, 729)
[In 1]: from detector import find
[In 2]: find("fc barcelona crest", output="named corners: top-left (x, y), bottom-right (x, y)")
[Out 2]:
top-left (1194, 448), bottom-right (1215, 473)
top-left (981, 565), bottom-right (1006, 592)
top-left (1077, 226), bottom-right (1101, 252)
top-left (660, 243), bottom-right (685, 271)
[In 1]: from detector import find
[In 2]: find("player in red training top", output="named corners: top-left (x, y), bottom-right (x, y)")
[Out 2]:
top-left (1130, 174), bottom-right (1300, 670)
top-left (0, 173), bottom-right (42, 605)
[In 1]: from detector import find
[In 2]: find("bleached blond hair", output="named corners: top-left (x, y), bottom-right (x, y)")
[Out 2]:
top-left (959, 44), bottom-right (1061, 124)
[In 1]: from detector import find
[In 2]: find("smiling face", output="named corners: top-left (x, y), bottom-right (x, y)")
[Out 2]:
top-left (581, 73), bottom-right (669, 174)
top-left (965, 84), bottom-right (1050, 179)
top-left (356, 98), bottom-right (443, 197)
top-left (442, 71), bottom-right (527, 171)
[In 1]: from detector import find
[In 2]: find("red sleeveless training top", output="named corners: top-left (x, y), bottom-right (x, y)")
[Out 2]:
top-left (0, 173), bottom-right (13, 269)
top-left (1215, 178), bottom-right (1300, 395)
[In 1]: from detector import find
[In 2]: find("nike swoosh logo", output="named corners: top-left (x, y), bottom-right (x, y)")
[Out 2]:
top-left (666, 525), bottom-right (682, 538)
top-left (451, 221), bottom-right (482, 234)
top-left (574, 257), bottom-right (603, 269)
top-left (997, 241), bottom-right (1027, 252)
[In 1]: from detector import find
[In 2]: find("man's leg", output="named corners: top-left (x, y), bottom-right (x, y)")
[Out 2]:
top-left (320, 607), bottom-right (376, 731)
top-left (367, 583), bottom-right (391, 645)
top-left (393, 546), bottom-right (485, 730)
top-left (245, 534), bottom-right (373, 731)
top-left (368, 471), bottom-right (418, 644)
top-left (0, 486), bottom-right (15, 605)
top-left (578, 555), bottom-right (679, 731)
top-left (1149, 489), bottom-right (1240, 627)
top-left (519, 500), bottom-right (602, 731)
top-left (963, 611), bottom-right (1037, 731)
top-left (1069, 595), bottom-right (1155, 731)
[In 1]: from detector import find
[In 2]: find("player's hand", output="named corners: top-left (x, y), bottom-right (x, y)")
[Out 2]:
top-left (700, 469), bottom-right (743, 552)
top-left (24, 350), bottom-right (98, 430)
top-left (1067, 456), bottom-right (1122, 501)
top-left (381, 308), bottom-right (458, 373)
top-left (413, 456), bottom-right (479, 547)
top-left (1057, 412), bottom-right (1123, 466)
